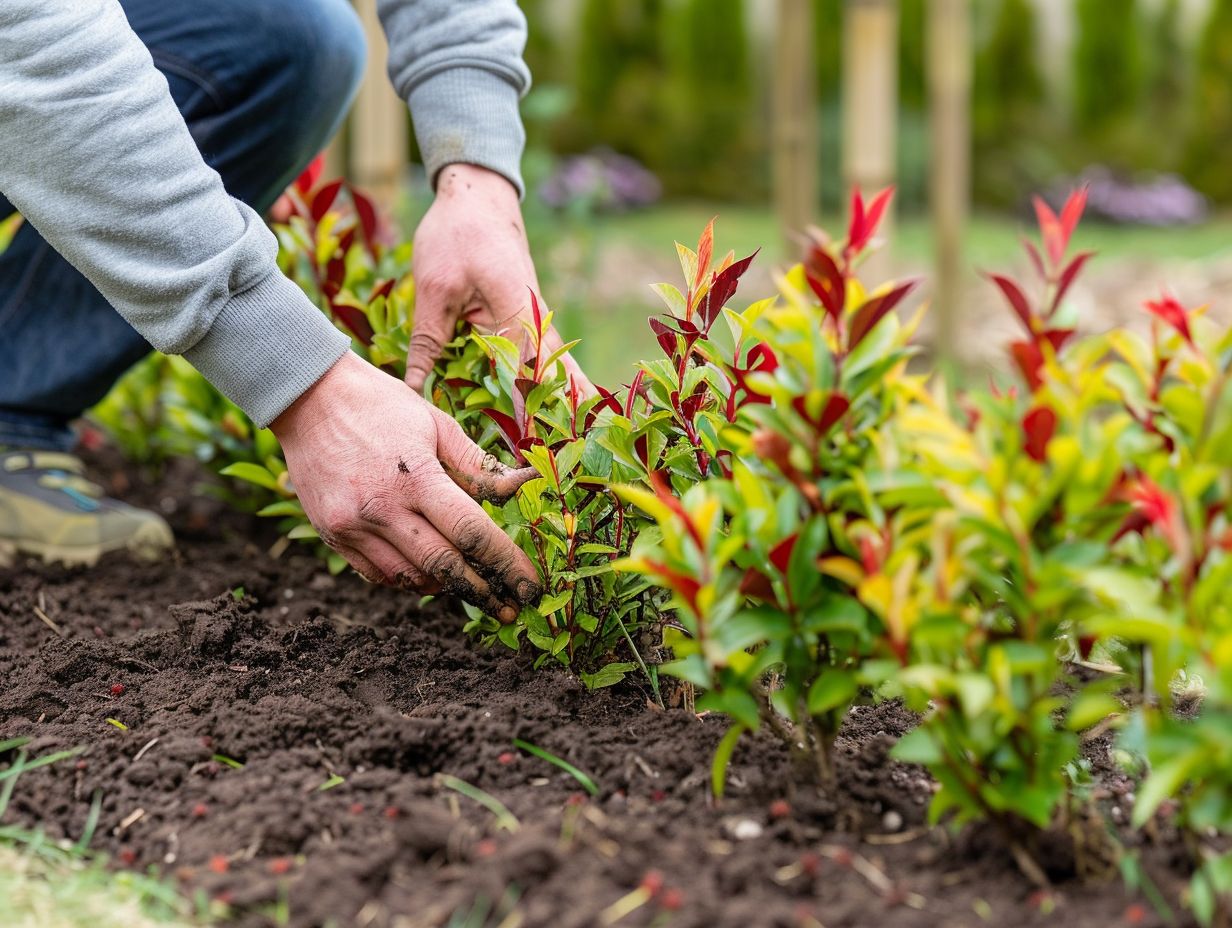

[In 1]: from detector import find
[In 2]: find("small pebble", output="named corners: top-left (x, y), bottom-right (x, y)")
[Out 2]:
top-left (726, 818), bottom-right (763, 840)
top-left (882, 810), bottom-right (903, 832)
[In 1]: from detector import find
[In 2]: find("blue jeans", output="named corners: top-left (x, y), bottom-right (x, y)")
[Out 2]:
top-left (0, 0), bottom-right (366, 450)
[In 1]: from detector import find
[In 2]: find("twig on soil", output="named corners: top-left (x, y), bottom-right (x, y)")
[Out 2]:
top-left (32, 605), bottom-right (63, 637)
top-left (865, 826), bottom-right (929, 845)
top-left (820, 845), bottom-right (927, 909)
top-left (119, 656), bottom-right (161, 673)
top-left (113, 807), bottom-right (145, 836)
top-left (132, 738), bottom-right (159, 763)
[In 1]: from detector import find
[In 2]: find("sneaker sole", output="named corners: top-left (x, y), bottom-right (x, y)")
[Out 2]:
top-left (0, 522), bottom-right (173, 568)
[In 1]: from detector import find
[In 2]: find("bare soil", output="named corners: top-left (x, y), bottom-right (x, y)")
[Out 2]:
top-left (0, 456), bottom-right (1194, 927)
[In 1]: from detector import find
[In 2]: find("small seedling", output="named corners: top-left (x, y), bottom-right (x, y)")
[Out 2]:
top-left (317, 774), bottom-right (345, 792)
top-left (439, 774), bottom-right (520, 833)
top-left (211, 754), bottom-right (243, 770)
top-left (512, 738), bottom-right (599, 796)
top-left (105, 718), bottom-right (128, 731)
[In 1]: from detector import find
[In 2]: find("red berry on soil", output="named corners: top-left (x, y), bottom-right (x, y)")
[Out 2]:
top-left (831, 847), bottom-right (854, 868)
top-left (474, 839), bottom-right (498, 858)
top-left (268, 857), bottom-right (292, 875)
top-left (191, 803), bottom-right (208, 819)
top-left (660, 887), bottom-right (684, 911)
top-left (348, 802), bottom-right (365, 816)
top-left (75, 759), bottom-right (88, 771)
top-left (1125, 903), bottom-right (1147, 925)
top-left (565, 792), bottom-right (587, 807)
top-left (118, 847), bottom-right (138, 866)
top-left (639, 870), bottom-right (664, 897)
top-left (497, 751), bottom-right (516, 765)
top-left (800, 852), bottom-right (822, 877)
top-left (769, 799), bottom-right (792, 819)
top-left (208, 855), bottom-right (229, 874)
top-left (110, 683), bottom-right (126, 696)
top-left (650, 789), bottom-right (668, 803)
top-left (383, 806), bottom-right (400, 820)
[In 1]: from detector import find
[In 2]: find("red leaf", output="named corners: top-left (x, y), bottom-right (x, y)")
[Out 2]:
top-left (481, 408), bottom-right (524, 456)
top-left (351, 186), bottom-right (379, 257)
top-left (791, 391), bottom-right (849, 433)
top-left (1127, 477), bottom-right (1185, 553)
top-left (371, 278), bottom-right (395, 301)
top-left (817, 392), bottom-right (850, 433)
top-left (847, 279), bottom-right (921, 349)
top-left (310, 179), bottom-right (344, 222)
top-left (294, 154), bottom-right (324, 195)
top-left (1010, 339), bottom-right (1045, 392)
top-left (739, 567), bottom-right (777, 602)
top-left (858, 535), bottom-right (881, 575)
top-left (805, 245), bottom-right (846, 320)
top-left (649, 318), bottom-right (680, 358)
top-left (649, 470), bottom-right (705, 552)
top-left (641, 560), bottom-right (703, 615)
top-left (337, 227), bottom-right (356, 255)
top-left (1050, 251), bottom-right (1094, 314)
top-left (529, 289), bottom-right (544, 333)
top-left (329, 303), bottom-right (374, 346)
top-left (1144, 293), bottom-right (1195, 347)
top-left (1042, 328), bottom-right (1075, 352)
top-left (986, 273), bottom-right (1034, 336)
top-left (1059, 187), bottom-right (1089, 247)
top-left (1033, 195), bottom-right (1065, 267)
top-left (746, 342), bottom-right (778, 373)
top-left (1022, 406), bottom-right (1057, 463)
top-left (769, 534), bottom-right (798, 573)
top-left (700, 250), bottom-right (759, 330)
top-left (847, 187), bottom-right (895, 256)
top-left (695, 217), bottom-right (715, 292)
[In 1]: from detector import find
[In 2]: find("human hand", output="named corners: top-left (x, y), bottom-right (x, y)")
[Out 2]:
top-left (270, 352), bottom-right (542, 620)
top-left (408, 163), bottom-right (593, 395)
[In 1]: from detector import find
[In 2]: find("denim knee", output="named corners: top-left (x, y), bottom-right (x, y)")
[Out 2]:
top-left (270, 0), bottom-right (368, 142)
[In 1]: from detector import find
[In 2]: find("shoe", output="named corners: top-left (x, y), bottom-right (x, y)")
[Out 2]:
top-left (0, 450), bottom-right (174, 567)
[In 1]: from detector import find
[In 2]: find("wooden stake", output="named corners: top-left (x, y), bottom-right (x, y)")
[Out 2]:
top-left (772, 0), bottom-right (819, 251)
top-left (350, 0), bottom-right (409, 204)
top-left (928, 0), bottom-right (971, 363)
top-left (842, 0), bottom-right (898, 280)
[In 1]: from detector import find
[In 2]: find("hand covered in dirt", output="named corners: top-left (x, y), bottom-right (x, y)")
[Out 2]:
top-left (270, 352), bottom-right (543, 620)
top-left (408, 163), bottom-right (593, 396)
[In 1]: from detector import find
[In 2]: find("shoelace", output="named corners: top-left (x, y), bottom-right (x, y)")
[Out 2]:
top-left (3, 453), bottom-right (103, 512)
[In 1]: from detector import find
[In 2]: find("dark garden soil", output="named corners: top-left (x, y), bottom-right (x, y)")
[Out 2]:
top-left (0, 456), bottom-right (1195, 928)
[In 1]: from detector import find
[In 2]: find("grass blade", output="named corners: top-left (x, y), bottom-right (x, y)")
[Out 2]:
top-left (0, 746), bottom-right (85, 783)
top-left (439, 775), bottom-right (520, 832)
top-left (711, 723), bottom-right (745, 800)
top-left (512, 738), bottom-right (600, 796)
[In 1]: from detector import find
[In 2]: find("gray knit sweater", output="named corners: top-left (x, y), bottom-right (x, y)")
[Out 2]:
top-left (0, 0), bottom-right (530, 427)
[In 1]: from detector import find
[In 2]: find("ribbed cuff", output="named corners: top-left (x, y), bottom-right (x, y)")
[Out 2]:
top-left (182, 272), bottom-right (351, 428)
top-left (408, 67), bottom-right (527, 198)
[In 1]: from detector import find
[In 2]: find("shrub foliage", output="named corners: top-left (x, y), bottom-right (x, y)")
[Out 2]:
top-left (92, 178), bottom-right (1232, 922)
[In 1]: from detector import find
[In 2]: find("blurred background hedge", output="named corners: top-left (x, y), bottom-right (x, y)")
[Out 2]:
top-left (514, 0), bottom-right (1232, 214)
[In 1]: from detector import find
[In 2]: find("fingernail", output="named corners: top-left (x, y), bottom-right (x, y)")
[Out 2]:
top-left (499, 605), bottom-right (518, 624)
top-left (515, 578), bottom-right (543, 605)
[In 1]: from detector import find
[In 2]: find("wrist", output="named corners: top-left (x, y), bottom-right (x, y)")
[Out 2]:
top-left (436, 163), bottom-right (520, 203)
top-left (270, 351), bottom-right (362, 441)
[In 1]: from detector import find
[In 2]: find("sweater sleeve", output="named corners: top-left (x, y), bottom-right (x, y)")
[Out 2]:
top-left (378, 0), bottom-right (531, 196)
top-left (0, 0), bottom-right (350, 427)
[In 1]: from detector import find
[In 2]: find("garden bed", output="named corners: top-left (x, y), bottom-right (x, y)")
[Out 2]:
top-left (0, 456), bottom-right (1191, 928)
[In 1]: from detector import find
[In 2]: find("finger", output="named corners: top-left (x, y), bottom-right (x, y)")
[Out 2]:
top-left (429, 406), bottom-right (538, 503)
top-left (559, 349), bottom-right (597, 400)
top-left (330, 544), bottom-right (385, 586)
top-left (350, 534), bottom-right (441, 594)
top-left (383, 512), bottom-right (520, 622)
top-left (405, 293), bottom-right (458, 394)
top-left (412, 469), bottom-right (541, 608)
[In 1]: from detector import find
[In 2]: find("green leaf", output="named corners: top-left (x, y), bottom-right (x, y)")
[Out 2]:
top-left (287, 523), bottom-right (320, 540)
top-left (497, 622), bottom-right (523, 651)
top-left (580, 662), bottom-right (636, 689)
top-left (256, 501), bottom-right (305, 518)
top-left (219, 462), bottom-right (280, 492)
top-left (807, 671), bottom-right (858, 715)
top-left (1133, 750), bottom-right (1203, 828)
top-left (1065, 691), bottom-right (1122, 731)
top-left (891, 727), bottom-right (943, 765)
top-left (711, 723), bottom-right (745, 800)
top-left (513, 738), bottom-right (599, 795)
top-left (538, 589), bottom-right (573, 616)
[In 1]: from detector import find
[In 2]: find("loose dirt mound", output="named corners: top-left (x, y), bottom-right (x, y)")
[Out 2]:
top-left (0, 460), bottom-right (1189, 927)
